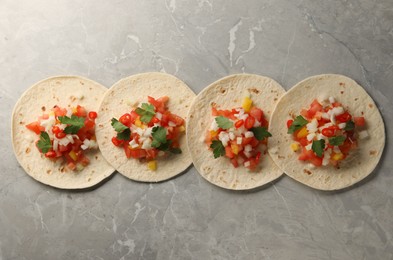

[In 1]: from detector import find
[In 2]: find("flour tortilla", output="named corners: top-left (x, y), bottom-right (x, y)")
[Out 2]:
top-left (187, 74), bottom-right (285, 190)
top-left (12, 76), bottom-right (115, 189)
top-left (269, 74), bottom-right (385, 190)
top-left (96, 72), bottom-right (195, 182)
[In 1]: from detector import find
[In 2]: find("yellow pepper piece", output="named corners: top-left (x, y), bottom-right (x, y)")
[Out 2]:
top-left (242, 96), bottom-right (253, 112)
top-left (210, 130), bottom-right (218, 138)
top-left (178, 126), bottom-right (186, 133)
top-left (134, 118), bottom-right (142, 127)
top-left (231, 144), bottom-right (239, 155)
top-left (290, 142), bottom-right (300, 152)
top-left (69, 150), bottom-right (78, 161)
top-left (49, 111), bottom-right (55, 117)
top-left (297, 126), bottom-right (308, 139)
top-left (331, 153), bottom-right (344, 161)
top-left (147, 160), bottom-right (157, 171)
top-left (72, 107), bottom-right (77, 114)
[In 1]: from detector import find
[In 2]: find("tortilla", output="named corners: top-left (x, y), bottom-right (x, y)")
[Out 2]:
top-left (12, 76), bottom-right (115, 189)
top-left (268, 74), bottom-right (385, 190)
top-left (95, 72), bottom-right (195, 182)
top-left (186, 74), bottom-right (285, 190)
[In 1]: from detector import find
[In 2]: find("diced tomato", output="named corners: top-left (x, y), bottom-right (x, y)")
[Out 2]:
top-left (245, 158), bottom-right (258, 170)
top-left (119, 113), bottom-right (132, 127)
top-left (286, 119), bottom-right (294, 129)
top-left (88, 111), bottom-right (97, 120)
top-left (148, 96), bottom-right (165, 113)
top-left (305, 99), bottom-right (323, 119)
top-left (249, 107), bottom-right (263, 122)
top-left (78, 154), bottom-right (90, 166)
top-left (298, 147), bottom-right (322, 166)
top-left (336, 111), bottom-right (352, 123)
top-left (161, 113), bottom-right (169, 127)
top-left (250, 137), bottom-right (259, 147)
top-left (354, 116), bottom-right (365, 127)
top-left (72, 139), bottom-right (83, 151)
top-left (235, 120), bottom-right (244, 128)
top-left (123, 144), bottom-right (132, 158)
top-left (67, 162), bottom-right (76, 171)
top-left (244, 116), bottom-right (255, 129)
top-left (230, 158), bottom-right (238, 168)
top-left (75, 105), bottom-right (87, 117)
top-left (26, 121), bottom-right (43, 135)
top-left (255, 152), bottom-right (262, 163)
top-left (297, 137), bottom-right (308, 147)
top-left (129, 111), bottom-right (139, 124)
top-left (55, 131), bottom-right (66, 139)
top-left (129, 149), bottom-right (146, 159)
top-left (146, 149), bottom-right (158, 159)
top-left (321, 126), bottom-right (338, 137)
top-left (59, 144), bottom-right (71, 153)
top-left (45, 150), bottom-right (57, 158)
top-left (332, 102), bottom-right (342, 107)
top-left (212, 108), bottom-right (236, 120)
top-left (84, 118), bottom-right (95, 129)
top-left (112, 137), bottom-right (123, 146)
top-left (225, 146), bottom-right (235, 158)
top-left (168, 113), bottom-right (184, 126)
top-left (242, 137), bottom-right (253, 146)
top-left (53, 105), bottom-right (67, 116)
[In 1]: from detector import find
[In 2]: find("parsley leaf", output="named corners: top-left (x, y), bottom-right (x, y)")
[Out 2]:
top-left (151, 126), bottom-right (173, 151)
top-left (250, 127), bottom-right (272, 141)
top-left (312, 139), bottom-right (325, 158)
top-left (135, 103), bottom-right (155, 123)
top-left (169, 147), bottom-right (182, 154)
top-left (111, 118), bottom-right (128, 132)
top-left (58, 115), bottom-right (85, 134)
top-left (288, 115), bottom-right (308, 134)
top-left (37, 131), bottom-right (52, 153)
top-left (344, 120), bottom-right (355, 131)
top-left (215, 116), bottom-right (233, 129)
top-left (328, 135), bottom-right (346, 146)
top-left (210, 140), bottom-right (225, 158)
top-left (111, 118), bottom-right (130, 140)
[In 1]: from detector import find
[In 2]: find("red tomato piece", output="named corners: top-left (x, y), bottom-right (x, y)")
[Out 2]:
top-left (52, 125), bottom-right (62, 134)
top-left (225, 146), bottom-right (235, 158)
top-left (45, 150), bottom-right (57, 158)
top-left (306, 99), bottom-right (323, 119)
top-left (75, 105), bottom-right (87, 117)
top-left (26, 121), bottom-right (43, 135)
top-left (112, 137), bottom-right (123, 146)
top-left (230, 158), bottom-right (238, 168)
top-left (84, 118), bottom-right (95, 129)
top-left (119, 113), bottom-right (132, 127)
top-left (321, 126), bottom-right (338, 137)
top-left (244, 116), bottom-right (255, 129)
top-left (287, 119), bottom-right (294, 129)
top-left (55, 131), bottom-right (66, 139)
top-left (129, 111), bottom-right (139, 124)
top-left (354, 116), bottom-right (365, 127)
top-left (235, 120), bottom-right (244, 128)
top-left (148, 96), bottom-right (165, 113)
top-left (249, 107), bottom-right (263, 122)
top-left (88, 111), bottom-right (97, 120)
top-left (336, 111), bottom-right (352, 123)
top-left (146, 149), bottom-right (158, 159)
top-left (53, 105), bottom-right (67, 117)
top-left (168, 113), bottom-right (184, 126)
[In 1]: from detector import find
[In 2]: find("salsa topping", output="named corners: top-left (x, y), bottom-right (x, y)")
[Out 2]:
top-left (25, 105), bottom-right (98, 171)
top-left (205, 96), bottom-right (271, 171)
top-left (287, 97), bottom-right (367, 167)
top-left (110, 96), bottom-right (185, 171)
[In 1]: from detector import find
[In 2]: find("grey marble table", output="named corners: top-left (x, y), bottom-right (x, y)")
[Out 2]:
top-left (1, 1), bottom-right (392, 259)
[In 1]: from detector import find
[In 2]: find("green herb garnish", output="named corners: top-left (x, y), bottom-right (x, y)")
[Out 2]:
top-left (111, 118), bottom-right (131, 140)
top-left (135, 103), bottom-right (155, 123)
top-left (312, 139), bottom-right (325, 158)
top-left (58, 115), bottom-right (85, 134)
top-left (328, 136), bottom-right (346, 146)
top-left (288, 115), bottom-right (308, 134)
top-left (344, 120), bottom-right (355, 131)
top-left (250, 127), bottom-right (272, 141)
top-left (215, 116), bottom-right (233, 130)
top-left (210, 140), bottom-right (225, 158)
top-left (37, 132), bottom-right (52, 153)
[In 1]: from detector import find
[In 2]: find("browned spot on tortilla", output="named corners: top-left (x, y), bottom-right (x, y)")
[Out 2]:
top-left (305, 85), bottom-right (311, 89)
top-left (95, 156), bottom-right (98, 160)
top-left (89, 87), bottom-right (92, 90)
top-left (56, 81), bottom-right (61, 85)
top-left (274, 98), bottom-right (278, 101)
top-left (41, 106), bottom-right (46, 111)
top-left (339, 82), bottom-right (345, 86)
top-left (368, 103), bottom-right (374, 108)
top-left (211, 102), bottom-right (217, 107)
top-left (190, 115), bottom-right (194, 119)
top-left (303, 169), bottom-right (312, 175)
top-left (99, 124), bottom-right (103, 128)
top-left (80, 81), bottom-right (84, 85)
top-left (25, 147), bottom-right (31, 154)
top-left (355, 98), bottom-right (359, 101)
top-left (222, 171), bottom-right (226, 174)
top-left (248, 88), bottom-right (260, 94)
top-left (56, 98), bottom-right (60, 102)
top-left (19, 121), bottom-right (24, 125)
top-left (70, 96), bottom-right (77, 102)
top-left (278, 155), bottom-right (285, 159)
top-left (369, 150), bottom-right (377, 155)
top-left (340, 91), bottom-right (344, 94)
top-left (219, 87), bottom-right (226, 94)
top-left (19, 113), bottom-right (23, 116)
top-left (46, 169), bottom-right (52, 174)
top-left (361, 111), bottom-right (364, 115)
top-left (185, 105), bottom-right (189, 108)
top-left (60, 166), bottom-right (65, 173)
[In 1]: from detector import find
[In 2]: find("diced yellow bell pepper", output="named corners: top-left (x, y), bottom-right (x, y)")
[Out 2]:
top-left (297, 126), bottom-right (308, 138)
top-left (147, 160), bottom-right (157, 171)
top-left (290, 142), bottom-right (300, 152)
top-left (49, 111), bottom-right (55, 117)
top-left (231, 144), bottom-right (239, 155)
top-left (178, 126), bottom-right (186, 133)
top-left (72, 107), bottom-right (77, 114)
top-left (242, 97), bottom-right (253, 112)
top-left (134, 118), bottom-right (142, 127)
top-left (69, 150), bottom-right (78, 161)
top-left (210, 130), bottom-right (218, 138)
top-left (331, 153), bottom-right (344, 161)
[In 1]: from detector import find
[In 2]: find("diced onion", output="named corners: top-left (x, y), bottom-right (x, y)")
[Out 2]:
top-left (236, 137), bottom-right (242, 145)
top-left (358, 130), bottom-right (369, 140)
top-left (245, 131), bottom-right (254, 138)
top-left (329, 97), bottom-right (335, 104)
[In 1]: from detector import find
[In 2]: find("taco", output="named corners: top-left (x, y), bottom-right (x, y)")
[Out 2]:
top-left (95, 72), bottom-right (195, 182)
top-left (268, 74), bottom-right (385, 190)
top-left (12, 76), bottom-right (115, 189)
top-left (187, 74), bottom-right (285, 190)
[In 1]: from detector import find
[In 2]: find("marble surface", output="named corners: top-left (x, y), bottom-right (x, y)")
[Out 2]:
top-left (1, 0), bottom-right (392, 259)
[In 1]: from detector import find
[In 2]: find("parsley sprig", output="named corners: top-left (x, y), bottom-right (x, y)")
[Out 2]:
top-left (135, 103), bottom-right (155, 123)
top-left (215, 116), bottom-right (233, 129)
top-left (37, 132), bottom-right (52, 153)
top-left (250, 127), bottom-right (272, 140)
top-left (312, 139), bottom-right (325, 157)
top-left (111, 118), bottom-right (131, 140)
top-left (58, 115), bottom-right (85, 134)
top-left (151, 126), bottom-right (182, 154)
top-left (210, 140), bottom-right (225, 158)
top-left (288, 115), bottom-right (308, 134)
top-left (328, 136), bottom-right (346, 146)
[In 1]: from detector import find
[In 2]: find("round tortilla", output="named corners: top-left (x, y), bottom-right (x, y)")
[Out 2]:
top-left (268, 74), bottom-right (385, 190)
top-left (187, 74), bottom-right (285, 190)
top-left (95, 72), bottom-right (195, 182)
top-left (12, 76), bottom-right (115, 189)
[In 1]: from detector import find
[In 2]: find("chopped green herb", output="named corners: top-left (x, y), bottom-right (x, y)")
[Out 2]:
top-left (135, 103), bottom-right (155, 123)
top-left (328, 135), bottom-right (346, 146)
top-left (111, 118), bottom-right (128, 132)
top-left (210, 140), bottom-right (225, 158)
top-left (288, 115), bottom-right (308, 134)
top-left (169, 147), bottom-right (182, 154)
top-left (250, 127), bottom-right (272, 141)
top-left (215, 116), bottom-right (233, 129)
top-left (312, 139), bottom-right (325, 158)
top-left (37, 131), bottom-right (52, 153)
top-left (117, 129), bottom-right (131, 140)
top-left (344, 120), bottom-right (355, 131)
top-left (58, 115), bottom-right (85, 134)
